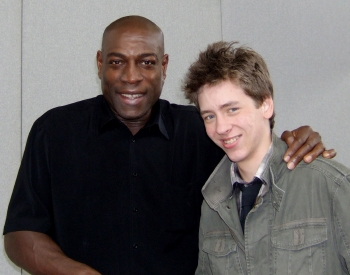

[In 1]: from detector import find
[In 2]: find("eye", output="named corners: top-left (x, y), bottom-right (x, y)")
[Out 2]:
top-left (141, 60), bottom-right (156, 66)
top-left (203, 114), bottom-right (215, 121)
top-left (228, 108), bottom-right (238, 113)
top-left (109, 60), bottom-right (123, 65)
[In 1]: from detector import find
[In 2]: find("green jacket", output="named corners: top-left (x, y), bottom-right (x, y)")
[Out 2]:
top-left (196, 134), bottom-right (350, 275)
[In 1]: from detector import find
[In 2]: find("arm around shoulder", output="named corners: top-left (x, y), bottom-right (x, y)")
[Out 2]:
top-left (281, 126), bottom-right (336, 170)
top-left (4, 231), bottom-right (101, 275)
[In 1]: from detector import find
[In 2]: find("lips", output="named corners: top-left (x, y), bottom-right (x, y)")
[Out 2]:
top-left (223, 135), bottom-right (240, 145)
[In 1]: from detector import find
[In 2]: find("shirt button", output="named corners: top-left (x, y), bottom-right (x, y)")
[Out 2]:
top-left (133, 244), bottom-right (138, 249)
top-left (133, 208), bottom-right (138, 213)
top-left (132, 138), bottom-right (136, 143)
top-left (133, 172), bottom-right (138, 177)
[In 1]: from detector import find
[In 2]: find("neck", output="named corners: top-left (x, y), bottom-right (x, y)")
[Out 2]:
top-left (237, 134), bottom-right (272, 182)
top-left (120, 117), bottom-right (150, 135)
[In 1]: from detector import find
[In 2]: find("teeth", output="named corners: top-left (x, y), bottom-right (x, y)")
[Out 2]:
top-left (224, 136), bottom-right (239, 144)
top-left (122, 94), bottom-right (142, 99)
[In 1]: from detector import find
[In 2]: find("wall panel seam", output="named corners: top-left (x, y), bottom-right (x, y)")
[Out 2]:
top-left (20, 0), bottom-right (23, 157)
top-left (21, 0), bottom-right (23, 273)
top-left (220, 0), bottom-right (223, 40)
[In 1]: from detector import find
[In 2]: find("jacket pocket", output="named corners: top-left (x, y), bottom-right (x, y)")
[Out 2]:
top-left (271, 218), bottom-right (327, 274)
top-left (202, 233), bottom-right (243, 275)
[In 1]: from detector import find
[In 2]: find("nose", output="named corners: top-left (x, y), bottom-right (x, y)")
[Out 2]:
top-left (215, 115), bottom-right (231, 135)
top-left (120, 63), bottom-right (143, 84)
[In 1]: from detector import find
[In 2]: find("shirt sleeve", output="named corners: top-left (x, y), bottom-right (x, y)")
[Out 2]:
top-left (3, 117), bottom-right (53, 235)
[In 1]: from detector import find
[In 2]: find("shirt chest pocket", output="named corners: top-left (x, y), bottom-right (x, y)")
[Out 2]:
top-left (271, 218), bottom-right (327, 275)
top-left (202, 234), bottom-right (243, 275)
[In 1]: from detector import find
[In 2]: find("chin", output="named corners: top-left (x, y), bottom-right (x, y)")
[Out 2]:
top-left (226, 151), bottom-right (246, 163)
top-left (121, 110), bottom-right (148, 120)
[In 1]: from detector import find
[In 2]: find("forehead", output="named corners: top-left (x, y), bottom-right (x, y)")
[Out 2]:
top-left (103, 26), bottom-right (163, 55)
top-left (198, 80), bottom-right (256, 111)
top-left (199, 81), bottom-right (245, 101)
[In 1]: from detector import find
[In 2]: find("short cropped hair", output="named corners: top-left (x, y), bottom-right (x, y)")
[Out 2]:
top-left (183, 41), bottom-right (275, 130)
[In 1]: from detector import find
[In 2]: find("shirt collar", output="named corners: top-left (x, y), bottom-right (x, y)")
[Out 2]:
top-left (99, 96), bottom-right (169, 139)
top-left (146, 100), bottom-right (169, 139)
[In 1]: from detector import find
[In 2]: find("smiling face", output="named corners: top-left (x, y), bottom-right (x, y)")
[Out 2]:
top-left (97, 21), bottom-right (168, 127)
top-left (198, 80), bottom-right (273, 176)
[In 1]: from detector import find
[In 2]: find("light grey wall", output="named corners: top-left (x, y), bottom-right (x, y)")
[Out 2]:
top-left (0, 0), bottom-right (23, 273)
top-left (221, 0), bottom-right (350, 165)
top-left (2, 0), bottom-right (222, 273)
top-left (21, 0), bottom-right (222, 148)
top-left (2, 0), bottom-right (349, 273)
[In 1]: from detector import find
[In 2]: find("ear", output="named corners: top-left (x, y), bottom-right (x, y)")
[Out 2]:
top-left (161, 54), bottom-right (169, 81)
top-left (262, 97), bottom-right (274, 119)
top-left (96, 50), bottom-right (103, 80)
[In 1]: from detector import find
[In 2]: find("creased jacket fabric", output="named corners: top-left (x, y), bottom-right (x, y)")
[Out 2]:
top-left (196, 134), bottom-right (350, 275)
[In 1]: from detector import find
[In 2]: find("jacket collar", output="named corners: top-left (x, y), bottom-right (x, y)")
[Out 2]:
top-left (260, 134), bottom-right (289, 211)
top-left (202, 155), bottom-right (233, 209)
top-left (202, 134), bottom-right (288, 212)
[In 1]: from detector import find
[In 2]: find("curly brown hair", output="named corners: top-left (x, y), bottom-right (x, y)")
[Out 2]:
top-left (182, 41), bottom-right (275, 130)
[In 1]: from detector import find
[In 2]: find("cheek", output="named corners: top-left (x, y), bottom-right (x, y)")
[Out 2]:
top-left (101, 75), bottom-right (112, 88)
top-left (204, 124), bottom-right (216, 139)
top-left (149, 70), bottom-right (164, 84)
top-left (104, 68), bottom-right (120, 81)
top-left (240, 111), bottom-right (257, 127)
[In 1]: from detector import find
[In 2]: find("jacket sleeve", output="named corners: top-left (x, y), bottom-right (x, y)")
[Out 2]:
top-left (195, 203), bottom-right (213, 275)
top-left (334, 173), bottom-right (350, 273)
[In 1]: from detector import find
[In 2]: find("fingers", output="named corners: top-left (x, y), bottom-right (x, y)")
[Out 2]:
top-left (322, 149), bottom-right (337, 159)
top-left (283, 131), bottom-right (320, 162)
top-left (280, 130), bottom-right (295, 149)
top-left (281, 131), bottom-right (296, 163)
top-left (285, 141), bottom-right (317, 170)
top-left (281, 126), bottom-right (336, 170)
top-left (281, 126), bottom-right (323, 170)
top-left (285, 143), bottom-right (336, 170)
top-left (302, 142), bottom-right (326, 163)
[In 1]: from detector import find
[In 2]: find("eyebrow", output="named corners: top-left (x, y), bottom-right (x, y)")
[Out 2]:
top-left (200, 101), bottom-right (239, 116)
top-left (106, 52), bottom-right (159, 60)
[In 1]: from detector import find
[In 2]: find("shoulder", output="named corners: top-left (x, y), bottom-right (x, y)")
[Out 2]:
top-left (270, 135), bottom-right (350, 184)
top-left (160, 99), bottom-right (198, 112)
top-left (159, 99), bottom-right (223, 156)
top-left (35, 95), bottom-right (104, 127)
top-left (277, 155), bottom-right (350, 189)
top-left (27, 96), bottom-right (106, 141)
top-left (159, 99), bottom-right (202, 124)
top-left (159, 99), bottom-right (209, 140)
top-left (271, 134), bottom-right (350, 177)
top-left (300, 157), bottom-right (350, 184)
top-left (40, 95), bottom-right (102, 118)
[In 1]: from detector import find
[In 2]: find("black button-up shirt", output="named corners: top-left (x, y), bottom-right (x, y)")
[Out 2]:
top-left (4, 95), bottom-right (224, 275)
